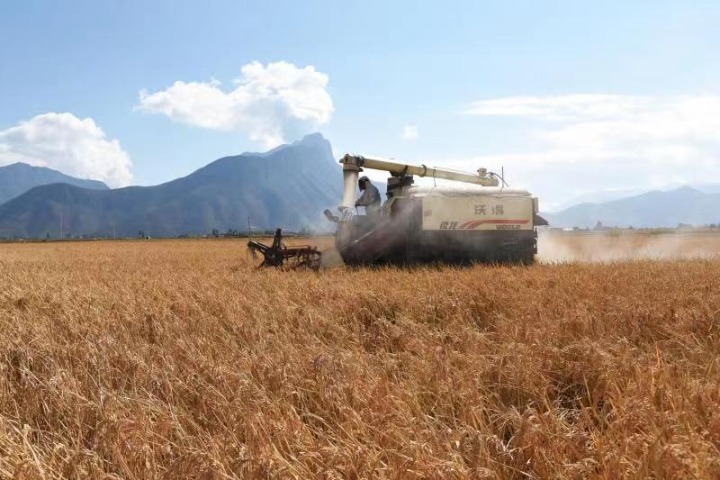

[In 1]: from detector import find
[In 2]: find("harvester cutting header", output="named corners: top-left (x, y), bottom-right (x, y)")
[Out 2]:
top-left (327, 153), bottom-right (546, 265)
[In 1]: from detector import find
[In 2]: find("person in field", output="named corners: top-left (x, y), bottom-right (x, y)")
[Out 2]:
top-left (355, 176), bottom-right (381, 215)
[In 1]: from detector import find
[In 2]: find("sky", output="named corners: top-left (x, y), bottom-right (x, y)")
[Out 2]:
top-left (1, 0), bottom-right (719, 210)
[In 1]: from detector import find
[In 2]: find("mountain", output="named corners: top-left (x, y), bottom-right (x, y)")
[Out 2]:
top-left (0, 162), bottom-right (108, 205)
top-left (550, 188), bottom-right (646, 212)
top-left (694, 183), bottom-right (720, 194)
top-left (0, 134), bottom-right (343, 238)
top-left (544, 186), bottom-right (720, 228)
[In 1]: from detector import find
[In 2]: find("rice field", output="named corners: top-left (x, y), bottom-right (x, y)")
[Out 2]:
top-left (1, 233), bottom-right (719, 478)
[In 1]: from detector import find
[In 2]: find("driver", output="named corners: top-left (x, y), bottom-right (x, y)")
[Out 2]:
top-left (355, 176), bottom-right (381, 215)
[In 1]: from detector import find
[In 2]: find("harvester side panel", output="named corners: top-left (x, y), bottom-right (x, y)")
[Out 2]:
top-left (336, 197), bottom-right (537, 266)
top-left (421, 196), bottom-right (534, 232)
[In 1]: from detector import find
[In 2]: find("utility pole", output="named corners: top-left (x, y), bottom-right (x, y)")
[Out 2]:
top-left (59, 211), bottom-right (63, 240)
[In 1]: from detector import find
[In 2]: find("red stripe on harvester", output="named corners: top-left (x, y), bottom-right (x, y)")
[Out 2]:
top-left (459, 219), bottom-right (530, 230)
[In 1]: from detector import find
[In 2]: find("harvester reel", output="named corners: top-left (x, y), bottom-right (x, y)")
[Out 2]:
top-left (247, 228), bottom-right (322, 271)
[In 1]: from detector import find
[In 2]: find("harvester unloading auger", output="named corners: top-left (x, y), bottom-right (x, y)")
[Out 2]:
top-left (325, 154), bottom-right (547, 265)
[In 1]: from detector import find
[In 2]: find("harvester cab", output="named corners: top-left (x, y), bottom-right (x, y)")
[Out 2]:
top-left (329, 154), bottom-right (545, 265)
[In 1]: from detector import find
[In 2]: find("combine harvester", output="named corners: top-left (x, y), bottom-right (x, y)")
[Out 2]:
top-left (326, 154), bottom-right (547, 265)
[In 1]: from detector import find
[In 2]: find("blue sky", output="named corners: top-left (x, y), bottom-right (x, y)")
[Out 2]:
top-left (1, 0), bottom-right (719, 208)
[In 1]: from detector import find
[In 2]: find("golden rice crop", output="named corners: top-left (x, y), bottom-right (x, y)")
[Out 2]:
top-left (1, 236), bottom-right (719, 479)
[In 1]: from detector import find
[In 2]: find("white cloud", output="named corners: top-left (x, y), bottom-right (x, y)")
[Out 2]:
top-left (464, 94), bottom-right (654, 120)
top-left (402, 125), bottom-right (419, 140)
top-left (456, 94), bottom-right (720, 209)
top-left (137, 61), bottom-right (334, 148)
top-left (0, 113), bottom-right (133, 187)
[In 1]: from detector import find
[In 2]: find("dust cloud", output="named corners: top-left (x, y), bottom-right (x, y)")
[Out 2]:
top-left (538, 231), bottom-right (720, 263)
top-left (320, 246), bottom-right (345, 268)
top-left (318, 231), bottom-right (720, 267)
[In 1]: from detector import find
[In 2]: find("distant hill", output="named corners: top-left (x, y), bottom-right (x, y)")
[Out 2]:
top-left (0, 162), bottom-right (108, 205)
top-left (550, 188), bottom-right (645, 212)
top-left (0, 134), bottom-right (343, 238)
top-left (694, 183), bottom-right (720, 194)
top-left (544, 186), bottom-right (720, 228)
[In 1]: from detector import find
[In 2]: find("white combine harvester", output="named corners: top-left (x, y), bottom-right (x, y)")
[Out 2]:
top-left (326, 154), bottom-right (546, 265)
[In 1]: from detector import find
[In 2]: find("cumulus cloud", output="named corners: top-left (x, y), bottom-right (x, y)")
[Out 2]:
top-left (456, 94), bottom-right (720, 208)
top-left (0, 113), bottom-right (133, 187)
top-left (402, 125), bottom-right (419, 140)
top-left (137, 61), bottom-right (334, 148)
